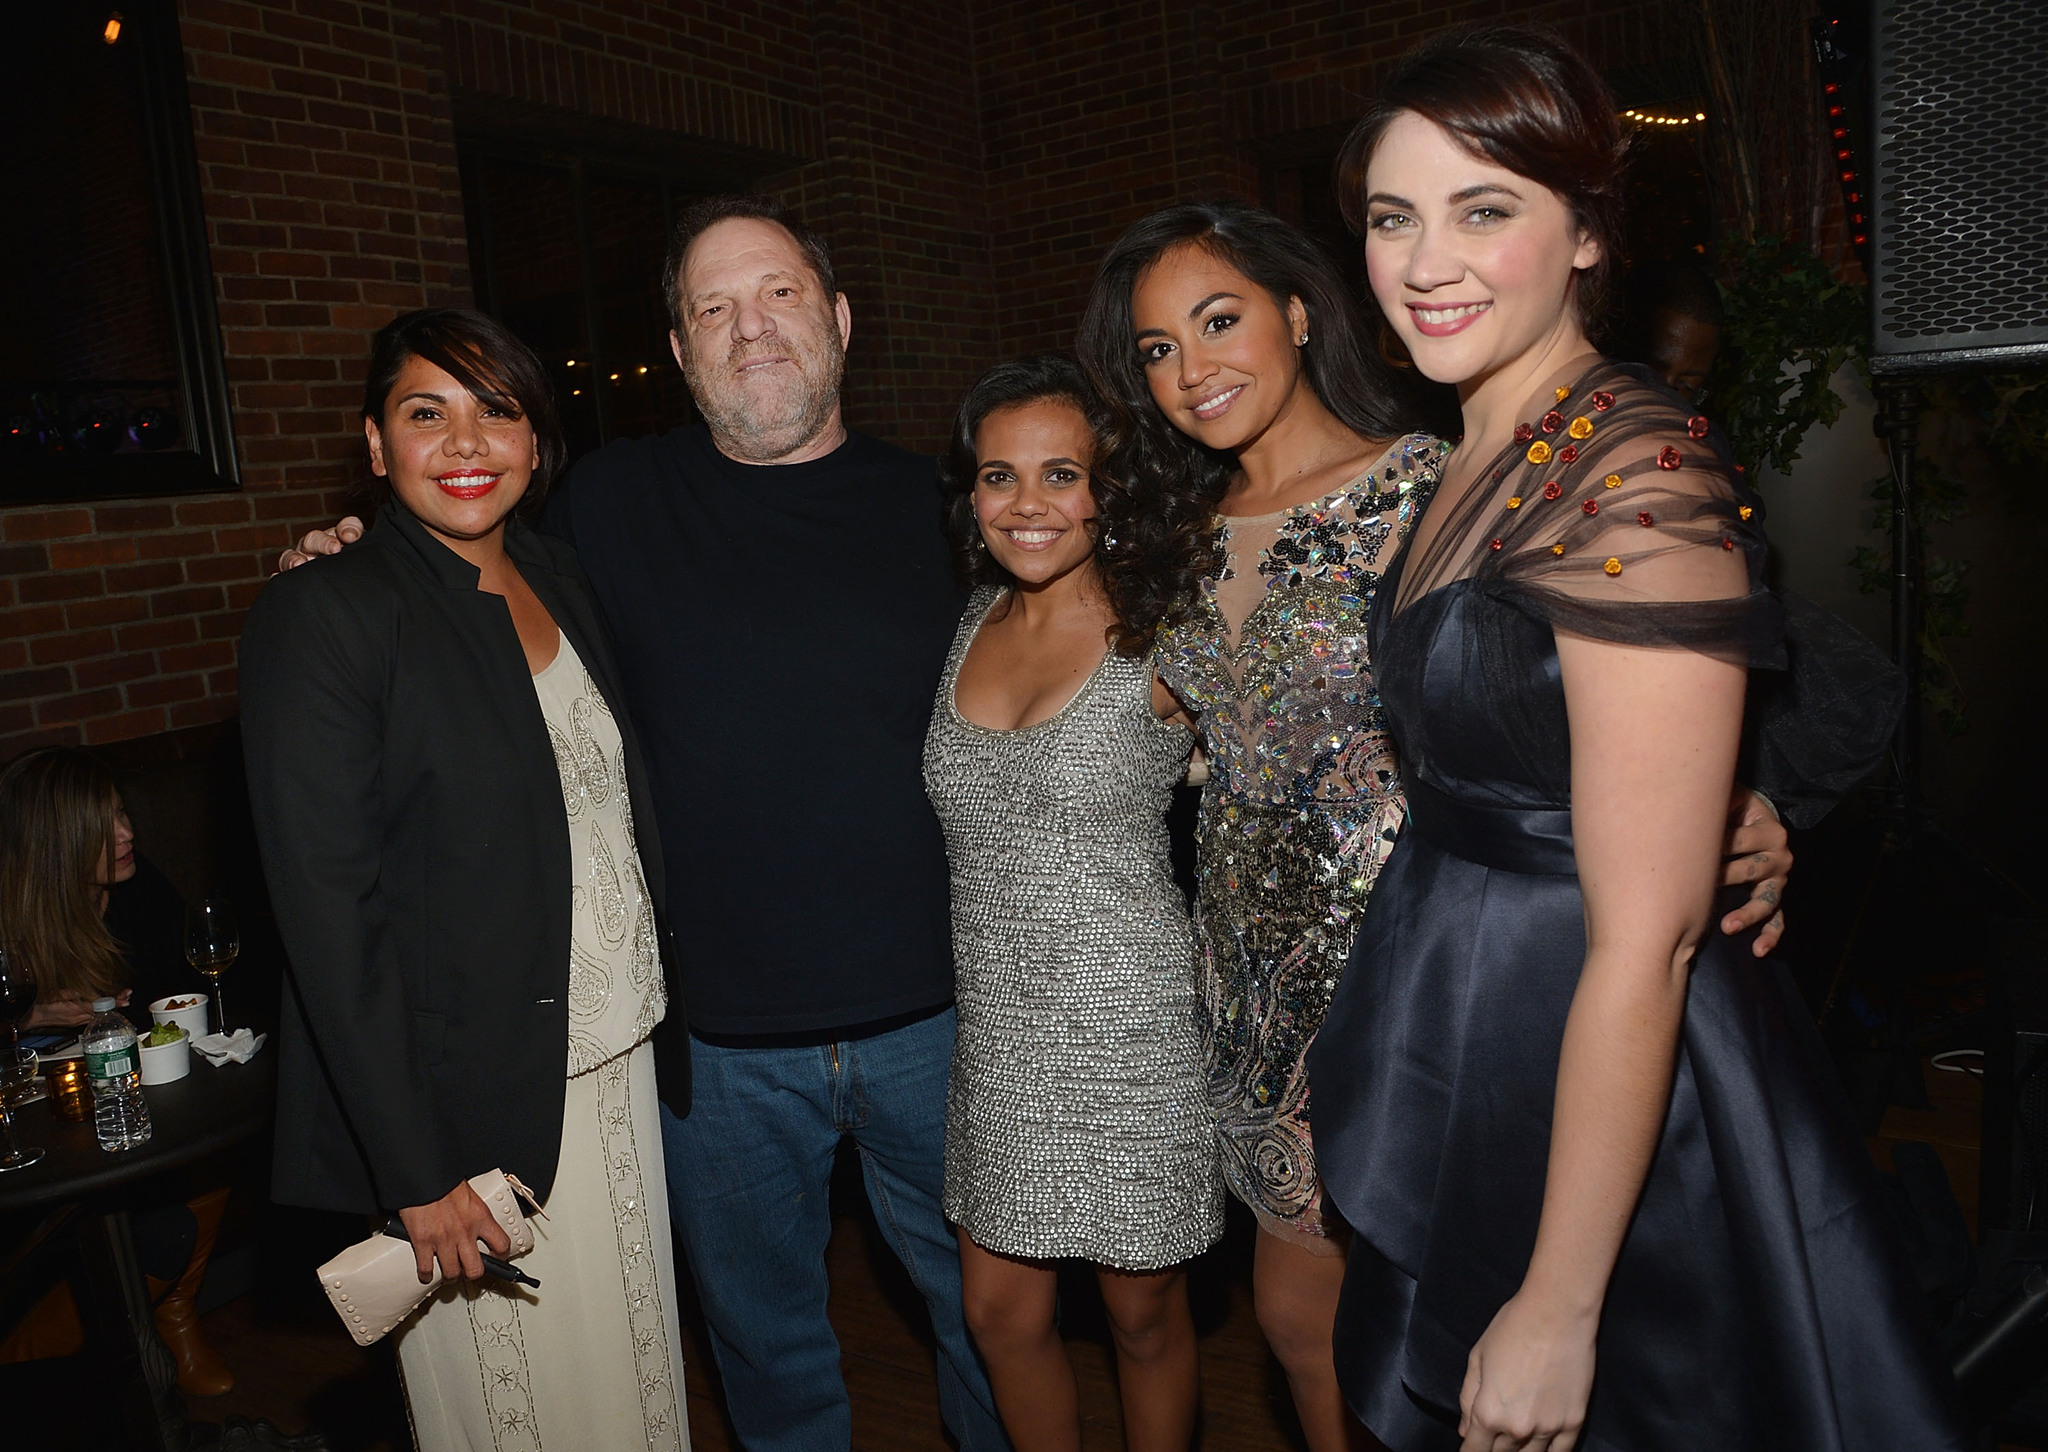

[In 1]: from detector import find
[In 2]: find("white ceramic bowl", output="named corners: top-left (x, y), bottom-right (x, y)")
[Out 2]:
top-left (149, 995), bottom-right (211, 1041)
top-left (138, 1031), bottom-right (190, 1086)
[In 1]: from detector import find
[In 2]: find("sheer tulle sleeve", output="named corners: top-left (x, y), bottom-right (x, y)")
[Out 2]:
top-left (1399, 360), bottom-right (1785, 668)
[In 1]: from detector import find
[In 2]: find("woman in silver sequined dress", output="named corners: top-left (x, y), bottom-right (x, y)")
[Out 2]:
top-left (1076, 202), bottom-right (1797, 1452)
top-left (924, 356), bottom-right (1223, 1452)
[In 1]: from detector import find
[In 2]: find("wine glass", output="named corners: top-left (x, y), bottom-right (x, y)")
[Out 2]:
top-left (0, 948), bottom-right (46, 1172)
top-left (183, 898), bottom-right (239, 1037)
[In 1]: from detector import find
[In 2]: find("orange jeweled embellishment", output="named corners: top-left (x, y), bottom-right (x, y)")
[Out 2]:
top-left (1551, 543), bottom-right (1567, 555)
top-left (1555, 386), bottom-right (1571, 403)
top-left (1541, 409), bottom-right (1565, 433)
top-left (1604, 473), bottom-right (1623, 489)
top-left (1687, 415), bottom-right (1711, 440)
top-left (1526, 440), bottom-right (1552, 464)
top-left (1604, 557), bottom-right (1623, 576)
top-left (1739, 504), bottom-right (1754, 520)
top-left (1581, 499), bottom-right (1598, 515)
top-left (1506, 495), bottom-right (1523, 509)
top-left (1542, 480), bottom-right (1563, 501)
top-left (1568, 416), bottom-right (1594, 440)
top-left (1591, 390), bottom-right (1616, 411)
top-left (1558, 444), bottom-right (1580, 464)
top-left (1657, 446), bottom-right (1683, 470)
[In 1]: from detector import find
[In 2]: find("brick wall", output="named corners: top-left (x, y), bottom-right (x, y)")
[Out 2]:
top-left (0, 1), bottom-right (472, 752)
top-left (981, 0), bottom-right (1670, 358)
top-left (1, 0), bottom-right (1675, 755)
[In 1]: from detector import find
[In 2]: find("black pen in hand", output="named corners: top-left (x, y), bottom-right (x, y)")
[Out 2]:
top-left (383, 1219), bottom-right (540, 1289)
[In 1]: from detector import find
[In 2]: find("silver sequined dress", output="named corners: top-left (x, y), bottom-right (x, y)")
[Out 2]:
top-left (1154, 435), bottom-right (1446, 1248)
top-left (926, 588), bottom-right (1225, 1271)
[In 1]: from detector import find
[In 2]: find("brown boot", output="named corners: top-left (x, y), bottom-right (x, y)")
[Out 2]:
top-left (153, 1186), bottom-right (234, 1397)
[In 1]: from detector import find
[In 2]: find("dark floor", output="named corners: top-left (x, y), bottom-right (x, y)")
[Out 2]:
top-left (187, 1152), bottom-right (1306, 1452)
top-left (140, 1053), bottom-right (2001, 1452)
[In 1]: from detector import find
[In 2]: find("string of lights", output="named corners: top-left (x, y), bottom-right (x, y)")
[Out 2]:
top-left (1620, 108), bottom-right (1708, 127)
top-left (561, 360), bottom-right (656, 398)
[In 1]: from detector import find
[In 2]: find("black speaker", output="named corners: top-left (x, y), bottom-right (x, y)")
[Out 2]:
top-left (1868, 0), bottom-right (2048, 375)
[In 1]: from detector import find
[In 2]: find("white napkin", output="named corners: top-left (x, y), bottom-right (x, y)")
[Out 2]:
top-left (192, 1029), bottom-right (267, 1066)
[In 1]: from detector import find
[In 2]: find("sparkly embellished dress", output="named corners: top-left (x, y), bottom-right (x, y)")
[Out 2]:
top-left (1307, 364), bottom-right (1963, 1450)
top-left (1153, 435), bottom-right (1447, 1247)
top-left (398, 633), bottom-right (690, 1452)
top-left (928, 588), bottom-right (1225, 1271)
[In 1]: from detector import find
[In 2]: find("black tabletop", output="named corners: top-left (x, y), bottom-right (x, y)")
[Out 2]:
top-left (0, 1050), bottom-right (274, 1212)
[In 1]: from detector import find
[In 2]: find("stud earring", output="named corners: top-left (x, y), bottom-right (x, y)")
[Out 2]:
top-left (1298, 333), bottom-right (1309, 346)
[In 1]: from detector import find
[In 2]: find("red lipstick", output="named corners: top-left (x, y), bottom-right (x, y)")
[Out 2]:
top-left (434, 469), bottom-right (501, 500)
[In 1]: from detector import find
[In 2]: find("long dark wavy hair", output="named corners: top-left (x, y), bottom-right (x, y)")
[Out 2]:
top-left (1075, 201), bottom-right (1428, 648)
top-left (940, 354), bottom-right (1159, 657)
top-left (0, 748), bottom-right (127, 1004)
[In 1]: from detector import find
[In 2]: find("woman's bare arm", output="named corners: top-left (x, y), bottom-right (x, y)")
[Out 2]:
top-left (1457, 633), bottom-right (1746, 1452)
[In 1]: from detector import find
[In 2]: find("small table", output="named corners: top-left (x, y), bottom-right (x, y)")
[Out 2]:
top-left (0, 1050), bottom-right (275, 1451)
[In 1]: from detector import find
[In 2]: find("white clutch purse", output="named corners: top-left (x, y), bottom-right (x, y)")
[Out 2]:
top-left (315, 1169), bottom-right (542, 1346)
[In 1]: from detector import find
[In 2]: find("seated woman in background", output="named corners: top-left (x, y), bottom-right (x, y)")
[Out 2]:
top-left (240, 307), bottom-right (687, 1452)
top-left (926, 354), bottom-right (1222, 1452)
top-left (0, 746), bottom-right (231, 1396)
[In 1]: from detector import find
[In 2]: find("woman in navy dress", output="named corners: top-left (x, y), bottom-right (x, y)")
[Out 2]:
top-left (1305, 26), bottom-right (1965, 1452)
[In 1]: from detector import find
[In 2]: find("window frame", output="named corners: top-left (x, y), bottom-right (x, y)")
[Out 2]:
top-left (453, 94), bottom-right (803, 453)
top-left (0, 0), bottom-right (237, 505)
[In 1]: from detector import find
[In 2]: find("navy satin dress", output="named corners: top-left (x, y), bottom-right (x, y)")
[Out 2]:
top-left (1304, 366), bottom-right (1966, 1451)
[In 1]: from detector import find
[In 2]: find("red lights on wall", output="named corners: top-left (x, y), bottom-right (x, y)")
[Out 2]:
top-left (1815, 48), bottom-right (1869, 252)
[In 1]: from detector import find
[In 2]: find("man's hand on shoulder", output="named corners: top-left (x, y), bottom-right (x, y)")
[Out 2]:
top-left (276, 516), bottom-right (364, 574)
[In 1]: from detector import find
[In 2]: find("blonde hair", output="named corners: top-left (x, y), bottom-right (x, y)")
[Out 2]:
top-left (0, 748), bottom-right (127, 1002)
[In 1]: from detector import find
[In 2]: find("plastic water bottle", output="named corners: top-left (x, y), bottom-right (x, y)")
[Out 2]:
top-left (82, 997), bottom-right (152, 1151)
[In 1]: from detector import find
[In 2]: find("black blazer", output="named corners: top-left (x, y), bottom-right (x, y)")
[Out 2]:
top-left (240, 501), bottom-right (688, 1215)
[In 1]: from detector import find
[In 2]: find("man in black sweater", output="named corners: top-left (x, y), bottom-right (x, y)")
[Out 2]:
top-left (286, 198), bottom-right (1001, 1452)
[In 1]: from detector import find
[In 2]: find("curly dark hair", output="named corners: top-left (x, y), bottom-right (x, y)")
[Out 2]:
top-left (1334, 24), bottom-right (1632, 332)
top-left (1075, 200), bottom-right (1427, 650)
top-left (940, 353), bottom-right (1171, 654)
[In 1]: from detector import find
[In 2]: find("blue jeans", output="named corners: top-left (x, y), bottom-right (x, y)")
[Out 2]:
top-left (660, 1007), bottom-right (1007, 1452)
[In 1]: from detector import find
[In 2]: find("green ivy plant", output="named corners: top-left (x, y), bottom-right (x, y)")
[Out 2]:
top-left (1708, 234), bottom-right (1867, 478)
top-left (1705, 233), bottom-right (2048, 735)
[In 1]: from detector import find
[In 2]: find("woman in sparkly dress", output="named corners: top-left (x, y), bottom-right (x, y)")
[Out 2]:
top-left (926, 355), bottom-right (1222, 1452)
top-left (1077, 202), bottom-right (1795, 1451)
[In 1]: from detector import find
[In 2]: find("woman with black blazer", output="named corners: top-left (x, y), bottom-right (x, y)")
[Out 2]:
top-left (241, 309), bottom-right (690, 1452)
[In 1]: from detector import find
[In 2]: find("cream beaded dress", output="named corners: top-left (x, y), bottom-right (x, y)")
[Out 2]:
top-left (396, 632), bottom-right (689, 1452)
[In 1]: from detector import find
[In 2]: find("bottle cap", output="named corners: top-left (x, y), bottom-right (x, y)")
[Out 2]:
top-left (90, 997), bottom-right (116, 1011)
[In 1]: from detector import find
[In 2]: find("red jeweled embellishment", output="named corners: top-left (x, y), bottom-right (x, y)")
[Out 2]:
top-left (1513, 422), bottom-right (1534, 443)
top-left (1637, 511), bottom-right (1655, 527)
top-left (1722, 537), bottom-right (1736, 550)
top-left (1687, 415), bottom-right (1711, 440)
top-left (1657, 446), bottom-right (1683, 470)
top-left (1541, 409), bottom-right (1564, 433)
top-left (1558, 444), bottom-right (1580, 464)
top-left (1591, 390), bottom-right (1615, 411)
top-left (1581, 499), bottom-right (1598, 515)
top-left (1489, 538), bottom-right (1504, 551)
top-left (1542, 480), bottom-right (1563, 501)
